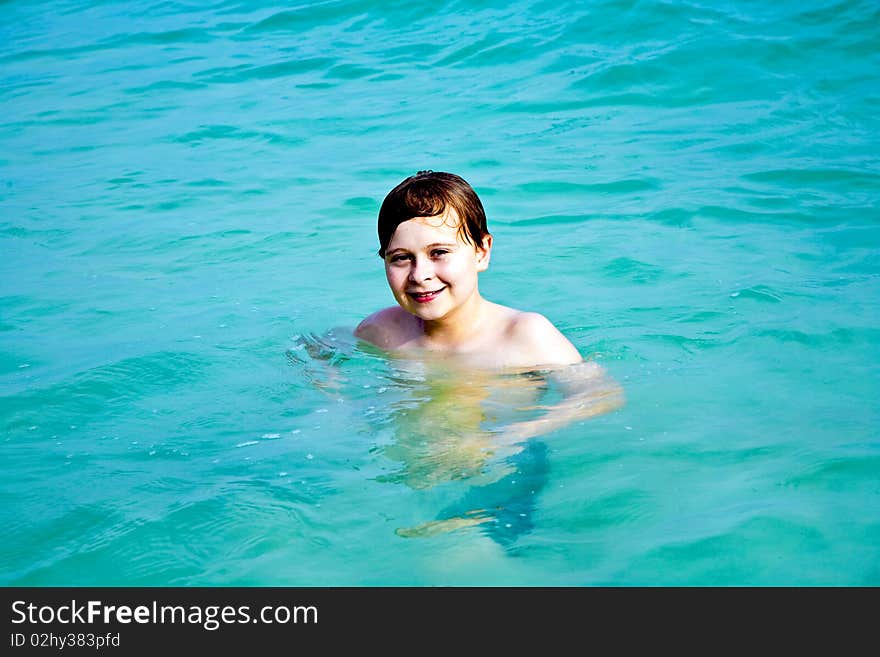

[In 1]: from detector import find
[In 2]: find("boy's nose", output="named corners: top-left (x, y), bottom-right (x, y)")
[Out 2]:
top-left (408, 256), bottom-right (434, 282)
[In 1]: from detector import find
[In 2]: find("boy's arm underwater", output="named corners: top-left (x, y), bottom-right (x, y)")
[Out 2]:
top-left (490, 312), bottom-right (624, 444)
top-left (495, 360), bottom-right (624, 444)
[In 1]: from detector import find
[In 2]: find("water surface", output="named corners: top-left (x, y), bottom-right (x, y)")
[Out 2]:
top-left (2, 0), bottom-right (879, 585)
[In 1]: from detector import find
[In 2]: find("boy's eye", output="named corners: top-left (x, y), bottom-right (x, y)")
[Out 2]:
top-left (431, 249), bottom-right (450, 257)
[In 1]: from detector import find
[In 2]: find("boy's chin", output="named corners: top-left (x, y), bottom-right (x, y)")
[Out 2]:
top-left (404, 303), bottom-right (449, 321)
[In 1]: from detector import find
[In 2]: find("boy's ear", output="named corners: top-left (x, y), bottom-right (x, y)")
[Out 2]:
top-left (476, 234), bottom-right (493, 271)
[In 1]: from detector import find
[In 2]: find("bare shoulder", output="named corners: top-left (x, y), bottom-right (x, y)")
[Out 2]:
top-left (355, 306), bottom-right (419, 349)
top-left (506, 311), bottom-right (583, 367)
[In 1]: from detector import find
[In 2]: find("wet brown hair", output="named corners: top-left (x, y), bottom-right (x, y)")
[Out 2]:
top-left (377, 170), bottom-right (490, 258)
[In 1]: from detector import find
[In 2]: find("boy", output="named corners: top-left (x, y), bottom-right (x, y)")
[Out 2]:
top-left (354, 171), bottom-right (621, 540)
top-left (355, 170), bottom-right (583, 370)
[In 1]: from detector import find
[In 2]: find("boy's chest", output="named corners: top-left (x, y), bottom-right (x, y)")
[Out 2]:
top-left (414, 335), bottom-right (534, 370)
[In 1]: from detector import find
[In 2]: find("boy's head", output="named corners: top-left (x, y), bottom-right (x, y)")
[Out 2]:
top-left (377, 171), bottom-right (489, 258)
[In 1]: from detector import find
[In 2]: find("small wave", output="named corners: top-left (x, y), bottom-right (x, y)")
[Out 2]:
top-left (2, 351), bottom-right (209, 433)
top-left (195, 58), bottom-right (335, 84)
top-left (695, 205), bottom-right (812, 224)
top-left (784, 455), bottom-right (880, 491)
top-left (324, 63), bottom-right (380, 80)
top-left (563, 488), bottom-right (653, 530)
top-left (171, 124), bottom-right (301, 146)
top-left (742, 168), bottom-right (880, 191)
top-left (244, 3), bottom-right (366, 34)
top-left (509, 213), bottom-right (591, 227)
top-left (602, 257), bottom-right (665, 284)
top-left (729, 285), bottom-right (784, 303)
top-left (623, 516), bottom-right (827, 585)
top-left (123, 80), bottom-right (206, 95)
top-left (517, 178), bottom-right (661, 196)
top-left (432, 34), bottom-right (540, 69)
top-left (0, 27), bottom-right (213, 66)
top-left (123, 27), bottom-right (215, 46)
top-left (756, 327), bottom-right (880, 348)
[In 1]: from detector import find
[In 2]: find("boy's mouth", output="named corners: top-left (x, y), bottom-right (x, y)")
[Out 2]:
top-left (407, 286), bottom-right (446, 303)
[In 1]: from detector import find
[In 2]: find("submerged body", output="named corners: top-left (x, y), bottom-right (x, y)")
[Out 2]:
top-left (293, 328), bottom-right (621, 543)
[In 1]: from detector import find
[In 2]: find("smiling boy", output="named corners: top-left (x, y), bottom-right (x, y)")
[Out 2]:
top-left (355, 170), bottom-right (583, 370)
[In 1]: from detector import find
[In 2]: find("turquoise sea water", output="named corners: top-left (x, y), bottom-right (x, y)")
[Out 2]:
top-left (2, 0), bottom-right (878, 585)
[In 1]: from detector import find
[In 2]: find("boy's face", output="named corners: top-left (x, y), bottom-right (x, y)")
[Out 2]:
top-left (383, 209), bottom-right (491, 323)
